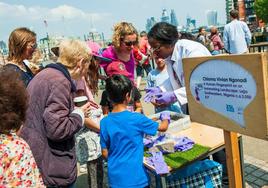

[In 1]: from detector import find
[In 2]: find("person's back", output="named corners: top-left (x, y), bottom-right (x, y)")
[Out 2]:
top-left (223, 10), bottom-right (251, 54)
top-left (100, 74), bottom-right (170, 187)
top-left (0, 69), bottom-right (44, 187)
top-left (101, 111), bottom-right (157, 187)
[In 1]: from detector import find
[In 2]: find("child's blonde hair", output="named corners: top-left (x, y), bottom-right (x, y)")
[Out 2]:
top-left (58, 39), bottom-right (92, 69)
top-left (112, 22), bottom-right (138, 49)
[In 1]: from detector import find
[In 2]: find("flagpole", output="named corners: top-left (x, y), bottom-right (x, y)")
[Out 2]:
top-left (44, 20), bottom-right (51, 59)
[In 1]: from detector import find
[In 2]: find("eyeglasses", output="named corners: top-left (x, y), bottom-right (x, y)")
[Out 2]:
top-left (149, 45), bottom-right (161, 54)
top-left (123, 40), bottom-right (138, 47)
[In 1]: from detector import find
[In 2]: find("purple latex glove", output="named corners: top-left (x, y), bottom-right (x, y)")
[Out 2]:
top-left (143, 137), bottom-right (154, 148)
top-left (159, 111), bottom-right (171, 124)
top-left (144, 87), bottom-right (162, 103)
top-left (145, 87), bottom-right (162, 94)
top-left (154, 134), bottom-right (166, 144)
top-left (151, 152), bottom-right (169, 174)
top-left (174, 137), bottom-right (195, 152)
top-left (155, 91), bottom-right (177, 105)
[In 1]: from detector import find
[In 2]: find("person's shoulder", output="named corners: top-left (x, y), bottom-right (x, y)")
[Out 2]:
top-left (100, 115), bottom-right (110, 125)
top-left (239, 21), bottom-right (248, 26)
top-left (131, 112), bottom-right (148, 120)
top-left (149, 69), bottom-right (159, 76)
top-left (102, 46), bottom-right (114, 57)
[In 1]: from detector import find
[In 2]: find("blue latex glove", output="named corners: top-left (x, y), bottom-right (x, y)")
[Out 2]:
top-left (159, 111), bottom-right (171, 123)
top-left (144, 87), bottom-right (162, 103)
top-left (155, 91), bottom-right (177, 105)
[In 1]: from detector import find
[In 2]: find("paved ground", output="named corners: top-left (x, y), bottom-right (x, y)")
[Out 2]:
top-left (75, 82), bottom-right (268, 188)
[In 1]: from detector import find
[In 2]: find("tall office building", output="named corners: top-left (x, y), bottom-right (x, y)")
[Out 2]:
top-left (146, 17), bottom-right (157, 32)
top-left (170, 9), bottom-right (178, 26)
top-left (190, 19), bottom-right (196, 29)
top-left (161, 9), bottom-right (170, 23)
top-left (206, 10), bottom-right (218, 26)
top-left (186, 15), bottom-right (191, 28)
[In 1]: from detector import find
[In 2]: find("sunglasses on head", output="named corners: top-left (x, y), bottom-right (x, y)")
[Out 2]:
top-left (123, 40), bottom-right (138, 47)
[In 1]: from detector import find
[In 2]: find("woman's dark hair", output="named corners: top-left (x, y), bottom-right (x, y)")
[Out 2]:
top-left (0, 68), bottom-right (28, 134)
top-left (179, 32), bottom-right (197, 41)
top-left (148, 22), bottom-right (179, 45)
top-left (198, 27), bottom-right (205, 33)
top-left (105, 74), bottom-right (132, 104)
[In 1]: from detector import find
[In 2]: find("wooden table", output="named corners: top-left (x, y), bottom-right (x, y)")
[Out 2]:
top-left (144, 122), bottom-right (244, 188)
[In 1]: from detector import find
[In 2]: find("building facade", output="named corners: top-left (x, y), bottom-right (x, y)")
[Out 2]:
top-left (206, 10), bottom-right (218, 26)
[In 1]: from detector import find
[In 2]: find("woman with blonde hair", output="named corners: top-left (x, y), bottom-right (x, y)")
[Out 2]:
top-left (100, 22), bottom-right (138, 81)
top-left (20, 39), bottom-right (100, 188)
top-left (5, 27), bottom-right (37, 86)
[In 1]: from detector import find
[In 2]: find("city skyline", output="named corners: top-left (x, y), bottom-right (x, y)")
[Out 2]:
top-left (0, 0), bottom-right (226, 42)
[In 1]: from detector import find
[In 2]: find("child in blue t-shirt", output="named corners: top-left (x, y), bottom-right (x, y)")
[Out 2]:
top-left (100, 74), bottom-right (170, 188)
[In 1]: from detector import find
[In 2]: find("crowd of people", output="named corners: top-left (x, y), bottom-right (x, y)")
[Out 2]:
top-left (0, 9), bottom-right (252, 188)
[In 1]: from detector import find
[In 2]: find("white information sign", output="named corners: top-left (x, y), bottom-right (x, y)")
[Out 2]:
top-left (190, 60), bottom-right (256, 127)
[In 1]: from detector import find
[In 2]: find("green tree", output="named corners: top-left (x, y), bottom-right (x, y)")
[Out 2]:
top-left (254, 0), bottom-right (268, 23)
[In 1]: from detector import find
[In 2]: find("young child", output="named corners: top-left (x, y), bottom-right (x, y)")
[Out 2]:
top-left (74, 41), bottom-right (111, 188)
top-left (100, 61), bottom-right (143, 115)
top-left (100, 74), bottom-right (170, 188)
top-left (147, 57), bottom-right (182, 113)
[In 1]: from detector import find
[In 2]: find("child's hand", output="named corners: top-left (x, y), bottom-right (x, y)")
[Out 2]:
top-left (79, 102), bottom-right (91, 117)
top-left (159, 111), bottom-right (170, 124)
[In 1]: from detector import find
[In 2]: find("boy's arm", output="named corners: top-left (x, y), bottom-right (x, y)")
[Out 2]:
top-left (158, 120), bottom-right (169, 132)
top-left (102, 149), bottom-right (108, 159)
top-left (157, 112), bottom-right (170, 132)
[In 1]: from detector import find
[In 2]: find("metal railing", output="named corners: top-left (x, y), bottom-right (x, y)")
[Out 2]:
top-left (249, 42), bottom-right (268, 53)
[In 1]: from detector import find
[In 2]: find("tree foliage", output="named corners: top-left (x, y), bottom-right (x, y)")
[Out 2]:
top-left (254, 0), bottom-right (268, 23)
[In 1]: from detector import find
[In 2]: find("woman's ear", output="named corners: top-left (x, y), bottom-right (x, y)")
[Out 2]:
top-left (125, 92), bottom-right (131, 102)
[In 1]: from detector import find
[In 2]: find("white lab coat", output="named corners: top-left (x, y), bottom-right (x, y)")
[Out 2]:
top-left (160, 39), bottom-right (211, 106)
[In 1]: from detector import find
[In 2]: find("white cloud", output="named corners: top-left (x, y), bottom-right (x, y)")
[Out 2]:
top-left (0, 2), bottom-right (107, 22)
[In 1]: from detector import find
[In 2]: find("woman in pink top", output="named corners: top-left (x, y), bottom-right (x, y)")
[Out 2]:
top-left (210, 26), bottom-right (224, 55)
top-left (100, 22), bottom-right (138, 81)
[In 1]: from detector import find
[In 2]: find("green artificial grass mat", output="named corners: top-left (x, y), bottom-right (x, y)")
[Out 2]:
top-left (145, 144), bottom-right (210, 169)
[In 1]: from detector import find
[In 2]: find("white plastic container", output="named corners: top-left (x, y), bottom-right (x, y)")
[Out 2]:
top-left (148, 111), bottom-right (191, 134)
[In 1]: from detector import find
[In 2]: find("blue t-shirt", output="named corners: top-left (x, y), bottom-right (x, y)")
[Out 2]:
top-left (100, 110), bottom-right (159, 188)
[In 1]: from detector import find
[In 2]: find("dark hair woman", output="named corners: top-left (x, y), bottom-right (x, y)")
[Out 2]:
top-left (0, 68), bottom-right (44, 187)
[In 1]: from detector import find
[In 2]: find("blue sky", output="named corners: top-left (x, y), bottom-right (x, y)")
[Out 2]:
top-left (0, 0), bottom-right (226, 42)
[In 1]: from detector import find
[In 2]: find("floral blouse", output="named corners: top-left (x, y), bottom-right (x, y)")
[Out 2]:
top-left (0, 133), bottom-right (45, 188)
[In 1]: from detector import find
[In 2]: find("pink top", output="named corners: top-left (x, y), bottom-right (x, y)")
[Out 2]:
top-left (100, 46), bottom-right (135, 81)
top-left (211, 34), bottom-right (224, 51)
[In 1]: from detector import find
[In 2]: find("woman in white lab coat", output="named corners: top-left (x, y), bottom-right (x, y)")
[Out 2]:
top-left (145, 22), bottom-right (211, 114)
top-left (145, 22), bottom-right (229, 186)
